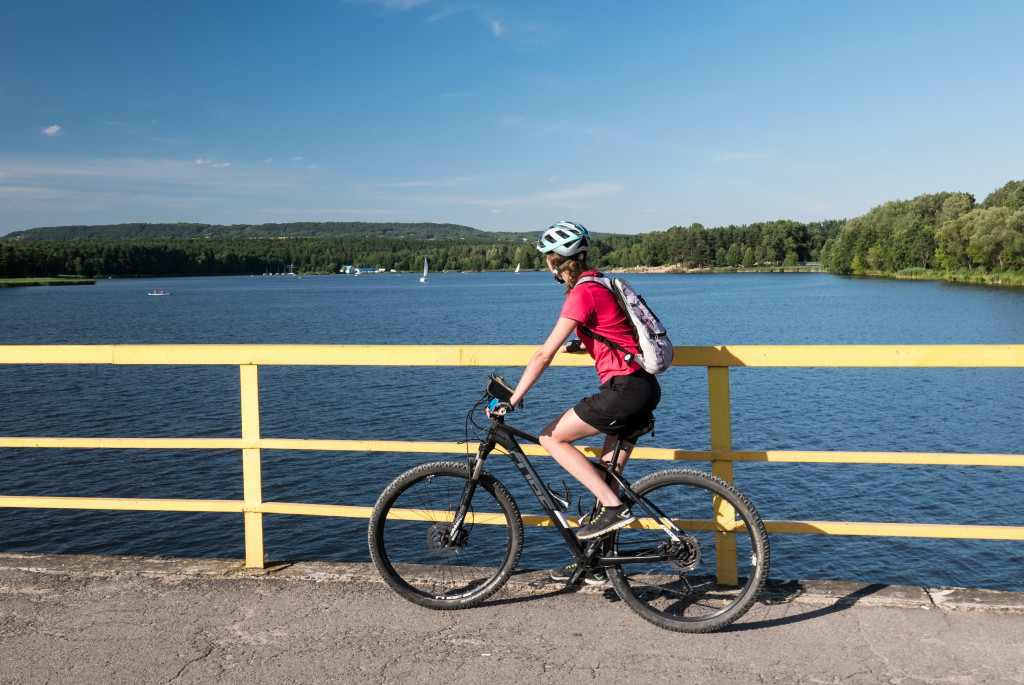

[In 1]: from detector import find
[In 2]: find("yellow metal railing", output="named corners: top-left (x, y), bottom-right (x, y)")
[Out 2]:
top-left (2, 344), bottom-right (1023, 582)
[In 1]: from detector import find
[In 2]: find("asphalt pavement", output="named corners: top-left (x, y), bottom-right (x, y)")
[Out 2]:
top-left (1, 553), bottom-right (1022, 684)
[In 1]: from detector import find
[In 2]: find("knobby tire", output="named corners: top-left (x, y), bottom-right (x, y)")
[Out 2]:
top-left (607, 468), bottom-right (770, 633)
top-left (368, 460), bottom-right (524, 609)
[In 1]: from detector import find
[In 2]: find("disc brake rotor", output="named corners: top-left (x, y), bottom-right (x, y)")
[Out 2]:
top-left (667, 533), bottom-right (702, 572)
top-left (427, 522), bottom-right (463, 558)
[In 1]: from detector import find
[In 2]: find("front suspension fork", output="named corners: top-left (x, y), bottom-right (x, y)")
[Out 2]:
top-left (448, 442), bottom-right (492, 539)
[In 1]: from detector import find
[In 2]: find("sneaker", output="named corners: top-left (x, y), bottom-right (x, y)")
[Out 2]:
top-left (575, 504), bottom-right (635, 540)
top-left (549, 563), bottom-right (607, 586)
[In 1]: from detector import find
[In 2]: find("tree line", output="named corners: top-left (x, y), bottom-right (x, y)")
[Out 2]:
top-left (0, 221), bottom-right (842, 279)
top-left (1, 178), bottom-right (1020, 280)
top-left (821, 179), bottom-right (1024, 276)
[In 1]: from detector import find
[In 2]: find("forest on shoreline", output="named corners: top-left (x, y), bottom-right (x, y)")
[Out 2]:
top-left (2, 179), bottom-right (1021, 285)
top-left (820, 179), bottom-right (1024, 286)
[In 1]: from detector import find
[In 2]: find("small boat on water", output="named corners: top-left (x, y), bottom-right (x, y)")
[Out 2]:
top-left (147, 290), bottom-right (168, 296)
top-left (420, 258), bottom-right (428, 283)
top-left (515, 263), bottom-right (520, 274)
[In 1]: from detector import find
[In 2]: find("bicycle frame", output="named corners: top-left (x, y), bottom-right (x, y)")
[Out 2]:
top-left (452, 415), bottom-right (684, 583)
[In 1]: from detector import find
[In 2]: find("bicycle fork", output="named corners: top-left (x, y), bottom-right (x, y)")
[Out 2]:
top-left (444, 442), bottom-right (493, 546)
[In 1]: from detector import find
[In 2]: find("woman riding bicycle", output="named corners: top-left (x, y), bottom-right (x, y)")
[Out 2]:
top-left (502, 221), bottom-right (661, 553)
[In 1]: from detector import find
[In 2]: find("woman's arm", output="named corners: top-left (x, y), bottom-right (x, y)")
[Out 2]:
top-left (509, 316), bottom-right (579, 407)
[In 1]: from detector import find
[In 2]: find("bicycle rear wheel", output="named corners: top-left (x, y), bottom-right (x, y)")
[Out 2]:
top-left (607, 468), bottom-right (769, 633)
top-left (368, 460), bottom-right (524, 609)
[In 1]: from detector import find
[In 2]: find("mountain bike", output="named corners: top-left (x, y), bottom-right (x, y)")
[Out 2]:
top-left (368, 373), bottom-right (770, 633)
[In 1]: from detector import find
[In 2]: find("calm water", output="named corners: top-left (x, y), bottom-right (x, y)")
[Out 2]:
top-left (1, 272), bottom-right (1023, 590)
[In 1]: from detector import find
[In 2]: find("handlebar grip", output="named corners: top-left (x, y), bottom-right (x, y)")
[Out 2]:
top-left (488, 398), bottom-right (513, 415)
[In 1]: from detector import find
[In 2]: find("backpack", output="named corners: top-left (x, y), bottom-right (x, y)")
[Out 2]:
top-left (575, 275), bottom-right (674, 375)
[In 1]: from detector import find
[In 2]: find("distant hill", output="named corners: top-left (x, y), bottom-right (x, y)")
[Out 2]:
top-left (2, 221), bottom-right (540, 242)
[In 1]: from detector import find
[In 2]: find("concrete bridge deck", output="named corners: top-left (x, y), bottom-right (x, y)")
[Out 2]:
top-left (1, 553), bottom-right (1022, 684)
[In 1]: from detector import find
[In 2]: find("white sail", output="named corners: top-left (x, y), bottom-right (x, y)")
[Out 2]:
top-left (515, 263), bottom-right (520, 273)
top-left (420, 258), bottom-right (428, 282)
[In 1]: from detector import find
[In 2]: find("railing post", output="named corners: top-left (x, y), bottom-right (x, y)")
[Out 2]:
top-left (708, 365), bottom-right (738, 585)
top-left (240, 364), bottom-right (265, 569)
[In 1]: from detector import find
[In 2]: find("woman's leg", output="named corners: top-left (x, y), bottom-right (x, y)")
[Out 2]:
top-left (539, 409), bottom-right (622, 507)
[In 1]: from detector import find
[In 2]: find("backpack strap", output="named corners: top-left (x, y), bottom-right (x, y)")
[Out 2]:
top-left (573, 275), bottom-right (639, 367)
top-left (577, 323), bottom-right (638, 366)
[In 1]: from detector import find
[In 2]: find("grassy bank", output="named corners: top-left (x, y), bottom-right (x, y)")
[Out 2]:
top-left (626, 263), bottom-right (1023, 287)
top-left (657, 265), bottom-right (826, 275)
top-left (891, 268), bottom-right (1024, 287)
top-left (0, 277), bottom-right (96, 288)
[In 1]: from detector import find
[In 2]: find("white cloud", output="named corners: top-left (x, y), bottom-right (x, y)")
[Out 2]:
top-left (380, 181), bottom-right (625, 210)
top-left (196, 158), bottom-right (230, 168)
top-left (535, 182), bottom-right (624, 203)
top-left (291, 157), bottom-right (304, 162)
top-left (491, 20), bottom-right (502, 37)
top-left (42, 125), bottom-right (62, 137)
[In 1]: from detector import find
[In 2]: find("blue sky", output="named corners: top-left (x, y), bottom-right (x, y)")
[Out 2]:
top-left (1, 1), bottom-right (1022, 236)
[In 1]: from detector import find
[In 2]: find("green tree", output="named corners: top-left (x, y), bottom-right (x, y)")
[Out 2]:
top-left (936, 215), bottom-right (977, 269)
top-left (968, 207), bottom-right (1015, 269)
top-left (982, 179), bottom-right (1024, 212)
top-left (725, 243), bottom-right (741, 266)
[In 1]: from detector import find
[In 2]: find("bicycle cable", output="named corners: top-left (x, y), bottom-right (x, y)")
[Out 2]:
top-left (462, 394), bottom-right (515, 460)
top-left (461, 394), bottom-right (490, 459)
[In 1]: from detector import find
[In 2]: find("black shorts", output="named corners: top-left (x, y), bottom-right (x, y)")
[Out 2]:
top-left (573, 370), bottom-right (661, 443)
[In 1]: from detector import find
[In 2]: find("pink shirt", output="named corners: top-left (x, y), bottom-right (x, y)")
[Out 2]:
top-left (560, 271), bottom-right (641, 383)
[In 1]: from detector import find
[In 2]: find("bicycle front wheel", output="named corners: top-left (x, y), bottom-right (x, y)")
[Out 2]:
top-left (368, 460), bottom-right (524, 609)
top-left (608, 468), bottom-right (770, 633)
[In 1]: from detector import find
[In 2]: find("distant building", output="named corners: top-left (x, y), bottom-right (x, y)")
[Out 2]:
top-left (340, 265), bottom-right (385, 274)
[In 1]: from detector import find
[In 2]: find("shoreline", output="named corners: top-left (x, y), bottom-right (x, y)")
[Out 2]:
top-left (0, 277), bottom-right (95, 288)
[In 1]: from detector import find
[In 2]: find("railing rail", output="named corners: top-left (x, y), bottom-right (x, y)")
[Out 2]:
top-left (2, 344), bottom-right (1023, 582)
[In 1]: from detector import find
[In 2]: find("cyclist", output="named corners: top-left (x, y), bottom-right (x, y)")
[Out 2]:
top-left (495, 221), bottom-right (661, 582)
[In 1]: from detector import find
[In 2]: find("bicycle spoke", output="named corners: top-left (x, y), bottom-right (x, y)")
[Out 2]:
top-left (369, 461), bottom-right (523, 608)
top-left (608, 469), bottom-right (769, 633)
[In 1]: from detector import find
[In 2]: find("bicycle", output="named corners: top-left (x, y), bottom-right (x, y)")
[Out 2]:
top-left (368, 373), bottom-right (770, 633)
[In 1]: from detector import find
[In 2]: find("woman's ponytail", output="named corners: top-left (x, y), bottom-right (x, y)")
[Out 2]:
top-left (550, 253), bottom-right (590, 296)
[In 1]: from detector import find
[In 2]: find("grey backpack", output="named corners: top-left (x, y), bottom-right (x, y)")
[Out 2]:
top-left (576, 275), bottom-right (674, 375)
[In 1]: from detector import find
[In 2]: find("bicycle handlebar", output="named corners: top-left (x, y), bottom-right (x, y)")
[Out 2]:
top-left (487, 398), bottom-right (514, 415)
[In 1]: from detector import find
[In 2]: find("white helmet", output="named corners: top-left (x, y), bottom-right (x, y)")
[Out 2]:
top-left (536, 221), bottom-right (591, 257)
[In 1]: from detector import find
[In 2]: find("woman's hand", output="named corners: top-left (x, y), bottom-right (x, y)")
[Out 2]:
top-left (485, 399), bottom-right (514, 418)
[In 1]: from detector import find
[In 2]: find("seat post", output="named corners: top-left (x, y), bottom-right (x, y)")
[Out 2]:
top-left (608, 435), bottom-right (625, 472)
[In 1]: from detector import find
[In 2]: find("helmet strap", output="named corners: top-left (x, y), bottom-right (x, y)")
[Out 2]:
top-left (551, 257), bottom-right (577, 284)
top-left (551, 253), bottom-right (587, 284)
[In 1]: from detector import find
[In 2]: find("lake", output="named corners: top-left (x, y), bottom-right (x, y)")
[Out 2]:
top-left (1, 271), bottom-right (1022, 591)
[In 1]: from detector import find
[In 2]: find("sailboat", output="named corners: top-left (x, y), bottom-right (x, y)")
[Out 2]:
top-left (514, 263), bottom-right (520, 274)
top-left (419, 258), bottom-right (428, 283)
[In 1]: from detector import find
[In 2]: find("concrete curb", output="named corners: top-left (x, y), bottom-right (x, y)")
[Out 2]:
top-left (2, 552), bottom-right (1022, 613)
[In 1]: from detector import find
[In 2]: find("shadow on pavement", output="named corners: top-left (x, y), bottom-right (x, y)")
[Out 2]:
top-left (725, 582), bottom-right (890, 632)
